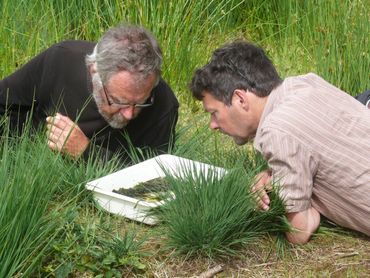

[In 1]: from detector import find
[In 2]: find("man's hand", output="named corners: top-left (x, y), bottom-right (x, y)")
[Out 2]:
top-left (252, 169), bottom-right (273, 210)
top-left (46, 113), bottom-right (89, 159)
top-left (252, 170), bottom-right (321, 244)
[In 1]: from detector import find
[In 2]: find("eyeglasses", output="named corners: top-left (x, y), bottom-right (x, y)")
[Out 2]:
top-left (102, 85), bottom-right (154, 109)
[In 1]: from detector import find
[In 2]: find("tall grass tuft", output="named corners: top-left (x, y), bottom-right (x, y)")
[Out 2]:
top-left (237, 0), bottom-right (369, 94)
top-left (0, 0), bottom-right (245, 105)
top-left (0, 123), bottom-right (71, 276)
top-left (121, 0), bottom-right (244, 100)
top-left (0, 115), bottom-right (124, 276)
top-left (1, 0), bottom-right (367, 107)
top-left (153, 160), bottom-right (290, 258)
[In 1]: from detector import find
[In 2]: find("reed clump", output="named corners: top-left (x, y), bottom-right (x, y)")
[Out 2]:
top-left (153, 161), bottom-right (291, 258)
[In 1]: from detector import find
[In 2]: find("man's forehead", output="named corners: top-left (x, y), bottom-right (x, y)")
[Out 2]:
top-left (201, 91), bottom-right (223, 110)
top-left (109, 71), bottom-right (150, 84)
top-left (201, 90), bottom-right (214, 99)
top-left (107, 71), bottom-right (155, 100)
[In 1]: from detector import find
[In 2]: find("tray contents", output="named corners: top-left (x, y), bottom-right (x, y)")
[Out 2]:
top-left (113, 177), bottom-right (170, 202)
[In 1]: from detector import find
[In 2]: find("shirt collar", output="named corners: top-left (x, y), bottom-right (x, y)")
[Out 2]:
top-left (253, 81), bottom-right (285, 151)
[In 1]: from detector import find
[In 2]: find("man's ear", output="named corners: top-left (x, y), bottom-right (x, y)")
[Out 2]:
top-left (233, 89), bottom-right (249, 110)
top-left (89, 63), bottom-right (97, 75)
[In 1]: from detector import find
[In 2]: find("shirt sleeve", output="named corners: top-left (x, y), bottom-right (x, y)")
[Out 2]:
top-left (257, 127), bottom-right (318, 213)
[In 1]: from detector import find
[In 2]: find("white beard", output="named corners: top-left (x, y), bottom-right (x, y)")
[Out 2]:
top-left (90, 72), bottom-right (129, 129)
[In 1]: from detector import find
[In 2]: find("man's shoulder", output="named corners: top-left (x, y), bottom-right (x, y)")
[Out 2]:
top-left (284, 72), bottom-right (348, 96)
top-left (285, 72), bottom-right (323, 83)
top-left (47, 40), bottom-right (96, 56)
top-left (152, 79), bottom-right (179, 108)
top-left (40, 40), bottom-right (96, 72)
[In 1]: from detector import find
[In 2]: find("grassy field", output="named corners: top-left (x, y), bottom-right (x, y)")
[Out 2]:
top-left (0, 0), bottom-right (369, 277)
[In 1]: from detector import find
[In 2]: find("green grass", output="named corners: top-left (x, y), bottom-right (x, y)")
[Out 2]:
top-left (153, 160), bottom-right (290, 258)
top-left (0, 120), bottom-right (134, 276)
top-left (0, 0), bottom-right (369, 276)
top-left (42, 219), bottom-right (147, 276)
top-left (0, 122), bottom-right (64, 276)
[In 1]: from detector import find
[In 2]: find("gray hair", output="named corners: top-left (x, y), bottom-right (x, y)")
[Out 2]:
top-left (86, 23), bottom-right (162, 85)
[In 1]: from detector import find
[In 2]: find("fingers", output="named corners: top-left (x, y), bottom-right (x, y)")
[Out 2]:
top-left (46, 124), bottom-right (63, 139)
top-left (252, 185), bottom-right (270, 211)
top-left (260, 190), bottom-right (270, 210)
top-left (47, 129), bottom-right (66, 145)
top-left (45, 113), bottom-right (75, 150)
top-left (254, 170), bottom-right (273, 189)
top-left (252, 170), bottom-right (273, 211)
top-left (46, 113), bottom-right (74, 131)
top-left (47, 137), bottom-right (63, 151)
top-left (45, 113), bottom-right (89, 158)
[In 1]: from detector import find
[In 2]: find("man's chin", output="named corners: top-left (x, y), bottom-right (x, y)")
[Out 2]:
top-left (233, 136), bottom-right (248, 145)
top-left (108, 120), bottom-right (128, 129)
top-left (102, 113), bottom-right (129, 129)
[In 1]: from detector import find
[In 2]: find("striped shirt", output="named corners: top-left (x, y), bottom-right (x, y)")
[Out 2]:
top-left (254, 73), bottom-right (370, 236)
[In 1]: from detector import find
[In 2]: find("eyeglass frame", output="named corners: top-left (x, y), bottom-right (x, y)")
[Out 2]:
top-left (102, 85), bottom-right (155, 109)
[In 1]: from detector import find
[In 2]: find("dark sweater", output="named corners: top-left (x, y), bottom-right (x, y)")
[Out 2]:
top-left (0, 40), bottom-right (179, 163)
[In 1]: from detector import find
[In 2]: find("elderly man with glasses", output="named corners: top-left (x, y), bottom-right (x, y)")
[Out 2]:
top-left (0, 23), bottom-right (179, 164)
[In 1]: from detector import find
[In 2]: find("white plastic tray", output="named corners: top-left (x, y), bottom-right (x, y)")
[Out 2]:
top-left (86, 154), bottom-right (225, 225)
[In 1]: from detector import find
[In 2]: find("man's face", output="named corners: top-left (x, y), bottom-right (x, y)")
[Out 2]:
top-left (91, 70), bottom-right (156, 129)
top-left (202, 91), bottom-right (257, 145)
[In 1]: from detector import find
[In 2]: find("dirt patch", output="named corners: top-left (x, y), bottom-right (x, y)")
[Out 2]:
top-left (139, 229), bottom-right (370, 277)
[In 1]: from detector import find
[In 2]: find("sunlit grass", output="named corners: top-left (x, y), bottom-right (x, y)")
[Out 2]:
top-left (0, 0), bottom-right (369, 275)
top-left (0, 124), bottom-right (70, 276)
top-left (151, 158), bottom-right (290, 258)
top-left (0, 118), bottom-right (128, 276)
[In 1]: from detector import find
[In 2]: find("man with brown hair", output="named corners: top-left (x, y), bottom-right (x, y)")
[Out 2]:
top-left (189, 40), bottom-right (370, 244)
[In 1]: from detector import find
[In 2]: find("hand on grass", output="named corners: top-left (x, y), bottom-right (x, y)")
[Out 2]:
top-left (46, 113), bottom-right (89, 159)
top-left (252, 169), bottom-right (273, 211)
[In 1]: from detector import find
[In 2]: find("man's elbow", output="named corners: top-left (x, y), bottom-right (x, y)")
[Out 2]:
top-left (285, 207), bottom-right (321, 244)
top-left (285, 229), bottom-right (314, 244)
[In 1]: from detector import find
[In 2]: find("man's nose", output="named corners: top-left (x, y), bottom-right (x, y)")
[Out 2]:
top-left (119, 106), bottom-right (135, 120)
top-left (210, 120), bottom-right (219, 130)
